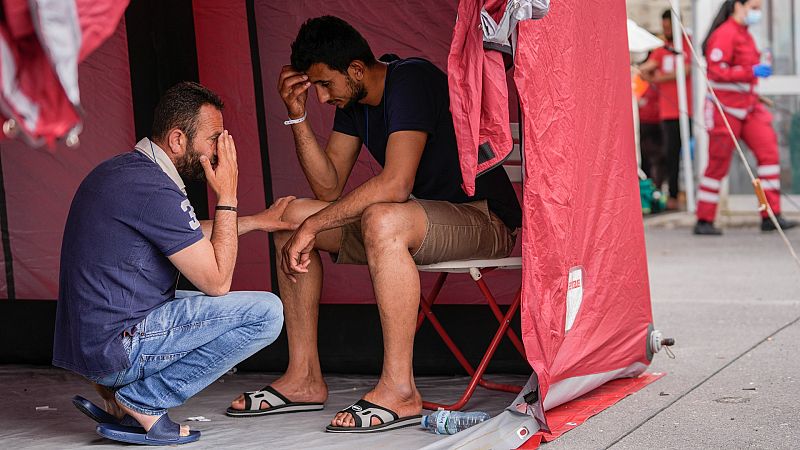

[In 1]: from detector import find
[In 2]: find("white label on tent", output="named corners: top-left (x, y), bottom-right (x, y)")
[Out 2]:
top-left (565, 266), bottom-right (583, 332)
top-left (662, 54), bottom-right (675, 74)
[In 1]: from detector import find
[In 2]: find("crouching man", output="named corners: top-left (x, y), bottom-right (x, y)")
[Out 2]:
top-left (53, 82), bottom-right (293, 445)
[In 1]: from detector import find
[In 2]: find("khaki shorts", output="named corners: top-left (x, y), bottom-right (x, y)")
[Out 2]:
top-left (335, 199), bottom-right (516, 265)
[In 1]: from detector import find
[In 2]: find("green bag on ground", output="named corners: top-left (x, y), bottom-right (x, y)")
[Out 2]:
top-left (639, 179), bottom-right (666, 215)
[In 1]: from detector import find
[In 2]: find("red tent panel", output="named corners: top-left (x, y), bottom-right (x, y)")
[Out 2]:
top-left (0, 20), bottom-right (134, 299)
top-left (515, 0), bottom-right (652, 423)
top-left (193, 0), bottom-right (272, 291)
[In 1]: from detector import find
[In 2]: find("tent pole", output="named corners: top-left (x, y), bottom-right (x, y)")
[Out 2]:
top-left (670, 1), bottom-right (696, 212)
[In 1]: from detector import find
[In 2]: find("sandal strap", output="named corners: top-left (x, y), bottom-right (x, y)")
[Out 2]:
top-left (339, 399), bottom-right (399, 428)
top-left (242, 386), bottom-right (289, 411)
top-left (146, 414), bottom-right (181, 442)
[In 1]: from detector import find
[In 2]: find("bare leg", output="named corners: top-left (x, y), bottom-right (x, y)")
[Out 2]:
top-left (230, 198), bottom-right (341, 411)
top-left (331, 202), bottom-right (427, 427)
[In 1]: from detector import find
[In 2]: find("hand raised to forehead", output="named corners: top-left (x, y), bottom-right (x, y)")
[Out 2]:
top-left (201, 130), bottom-right (238, 202)
top-left (278, 65), bottom-right (311, 119)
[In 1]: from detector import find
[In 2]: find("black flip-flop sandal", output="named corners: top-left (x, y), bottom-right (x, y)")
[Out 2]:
top-left (225, 385), bottom-right (325, 417)
top-left (325, 399), bottom-right (422, 433)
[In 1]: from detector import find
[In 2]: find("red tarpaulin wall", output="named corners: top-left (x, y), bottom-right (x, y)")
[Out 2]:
top-left (515, 0), bottom-right (653, 422)
top-left (0, 19), bottom-right (135, 300)
top-left (193, 0), bottom-right (272, 291)
top-left (0, 1), bottom-right (523, 307)
top-left (253, 0), bottom-right (521, 304)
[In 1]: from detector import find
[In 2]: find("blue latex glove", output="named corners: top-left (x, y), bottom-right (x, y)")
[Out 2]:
top-left (753, 64), bottom-right (773, 78)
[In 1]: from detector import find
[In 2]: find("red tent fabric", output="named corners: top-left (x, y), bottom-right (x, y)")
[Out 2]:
top-left (0, 0), bottom-right (521, 307)
top-left (0, 0), bottom-right (128, 147)
top-left (193, 0), bottom-right (273, 291)
top-left (0, 18), bottom-right (134, 299)
top-left (513, 0), bottom-right (653, 426)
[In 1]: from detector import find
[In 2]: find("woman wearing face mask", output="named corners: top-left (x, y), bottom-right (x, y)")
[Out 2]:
top-left (694, 0), bottom-right (797, 235)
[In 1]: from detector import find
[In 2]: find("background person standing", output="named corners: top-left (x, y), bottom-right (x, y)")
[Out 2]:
top-left (694, 0), bottom-right (797, 235)
top-left (639, 9), bottom-right (693, 211)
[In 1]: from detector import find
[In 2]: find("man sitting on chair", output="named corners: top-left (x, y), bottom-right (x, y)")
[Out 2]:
top-left (226, 16), bottom-right (521, 432)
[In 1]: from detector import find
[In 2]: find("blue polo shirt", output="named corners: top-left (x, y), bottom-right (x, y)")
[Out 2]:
top-left (53, 149), bottom-right (204, 378)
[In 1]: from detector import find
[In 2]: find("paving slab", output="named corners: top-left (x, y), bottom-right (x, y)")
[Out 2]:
top-left (613, 318), bottom-right (800, 450)
top-left (543, 226), bottom-right (800, 449)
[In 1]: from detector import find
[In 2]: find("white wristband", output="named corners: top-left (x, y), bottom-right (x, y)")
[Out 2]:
top-left (283, 111), bottom-right (307, 125)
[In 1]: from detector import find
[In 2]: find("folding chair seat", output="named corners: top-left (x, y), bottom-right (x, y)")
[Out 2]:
top-left (415, 123), bottom-right (527, 411)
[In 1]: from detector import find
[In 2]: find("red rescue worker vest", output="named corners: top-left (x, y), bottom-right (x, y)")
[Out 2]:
top-left (705, 18), bottom-right (761, 119)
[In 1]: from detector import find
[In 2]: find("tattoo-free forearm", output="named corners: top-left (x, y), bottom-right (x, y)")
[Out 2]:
top-left (209, 210), bottom-right (238, 292)
top-left (291, 121), bottom-right (340, 200)
top-left (305, 173), bottom-right (410, 233)
top-left (200, 215), bottom-right (261, 239)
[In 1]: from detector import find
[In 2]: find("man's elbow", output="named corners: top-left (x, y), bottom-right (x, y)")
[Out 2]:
top-left (206, 286), bottom-right (230, 297)
top-left (314, 183), bottom-right (343, 202)
top-left (386, 181), bottom-right (414, 203)
top-left (201, 279), bottom-right (232, 297)
top-left (316, 191), bottom-right (340, 202)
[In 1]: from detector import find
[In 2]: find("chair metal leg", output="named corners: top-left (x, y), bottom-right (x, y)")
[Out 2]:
top-left (422, 289), bottom-right (524, 411)
top-left (419, 292), bottom-right (478, 376)
top-left (475, 277), bottom-right (527, 358)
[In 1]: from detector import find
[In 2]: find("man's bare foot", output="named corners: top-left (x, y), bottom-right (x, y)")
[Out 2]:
top-left (229, 374), bottom-right (328, 411)
top-left (92, 383), bottom-right (125, 420)
top-left (330, 382), bottom-right (422, 428)
top-left (115, 397), bottom-right (190, 437)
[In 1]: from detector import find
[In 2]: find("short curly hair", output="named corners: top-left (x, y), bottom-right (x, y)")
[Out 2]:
top-left (290, 16), bottom-right (377, 73)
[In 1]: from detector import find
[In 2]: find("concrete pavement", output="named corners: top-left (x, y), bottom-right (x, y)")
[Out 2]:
top-left (545, 212), bottom-right (800, 450)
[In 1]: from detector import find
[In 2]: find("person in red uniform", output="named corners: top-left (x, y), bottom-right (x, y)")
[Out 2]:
top-left (694, 0), bottom-right (797, 235)
top-left (639, 10), bottom-right (693, 210)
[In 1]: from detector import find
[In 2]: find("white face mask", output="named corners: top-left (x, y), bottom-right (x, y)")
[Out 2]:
top-left (745, 9), bottom-right (762, 26)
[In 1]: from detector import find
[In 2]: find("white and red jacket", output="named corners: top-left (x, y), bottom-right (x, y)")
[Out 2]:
top-left (705, 18), bottom-right (761, 119)
top-left (0, 0), bottom-right (127, 148)
top-left (448, 0), bottom-right (549, 196)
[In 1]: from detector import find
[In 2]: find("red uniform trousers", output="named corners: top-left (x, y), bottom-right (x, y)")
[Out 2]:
top-left (697, 101), bottom-right (781, 221)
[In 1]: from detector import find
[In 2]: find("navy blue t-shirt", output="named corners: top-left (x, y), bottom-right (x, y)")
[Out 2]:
top-left (53, 151), bottom-right (204, 377)
top-left (333, 56), bottom-right (522, 229)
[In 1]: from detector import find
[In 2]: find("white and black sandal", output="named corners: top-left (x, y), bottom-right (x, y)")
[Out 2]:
top-left (225, 386), bottom-right (324, 417)
top-left (325, 399), bottom-right (422, 433)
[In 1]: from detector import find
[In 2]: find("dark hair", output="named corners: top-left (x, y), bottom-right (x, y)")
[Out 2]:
top-left (151, 81), bottom-right (224, 143)
top-left (290, 16), bottom-right (377, 73)
top-left (662, 9), bottom-right (672, 21)
top-left (702, 0), bottom-right (748, 55)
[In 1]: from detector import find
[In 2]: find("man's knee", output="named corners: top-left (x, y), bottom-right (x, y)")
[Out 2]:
top-left (274, 198), bottom-right (317, 246)
top-left (224, 291), bottom-right (284, 341)
top-left (361, 203), bottom-right (411, 249)
top-left (281, 198), bottom-right (317, 224)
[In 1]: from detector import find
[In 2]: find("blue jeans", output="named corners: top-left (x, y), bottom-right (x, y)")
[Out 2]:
top-left (92, 290), bottom-right (283, 415)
